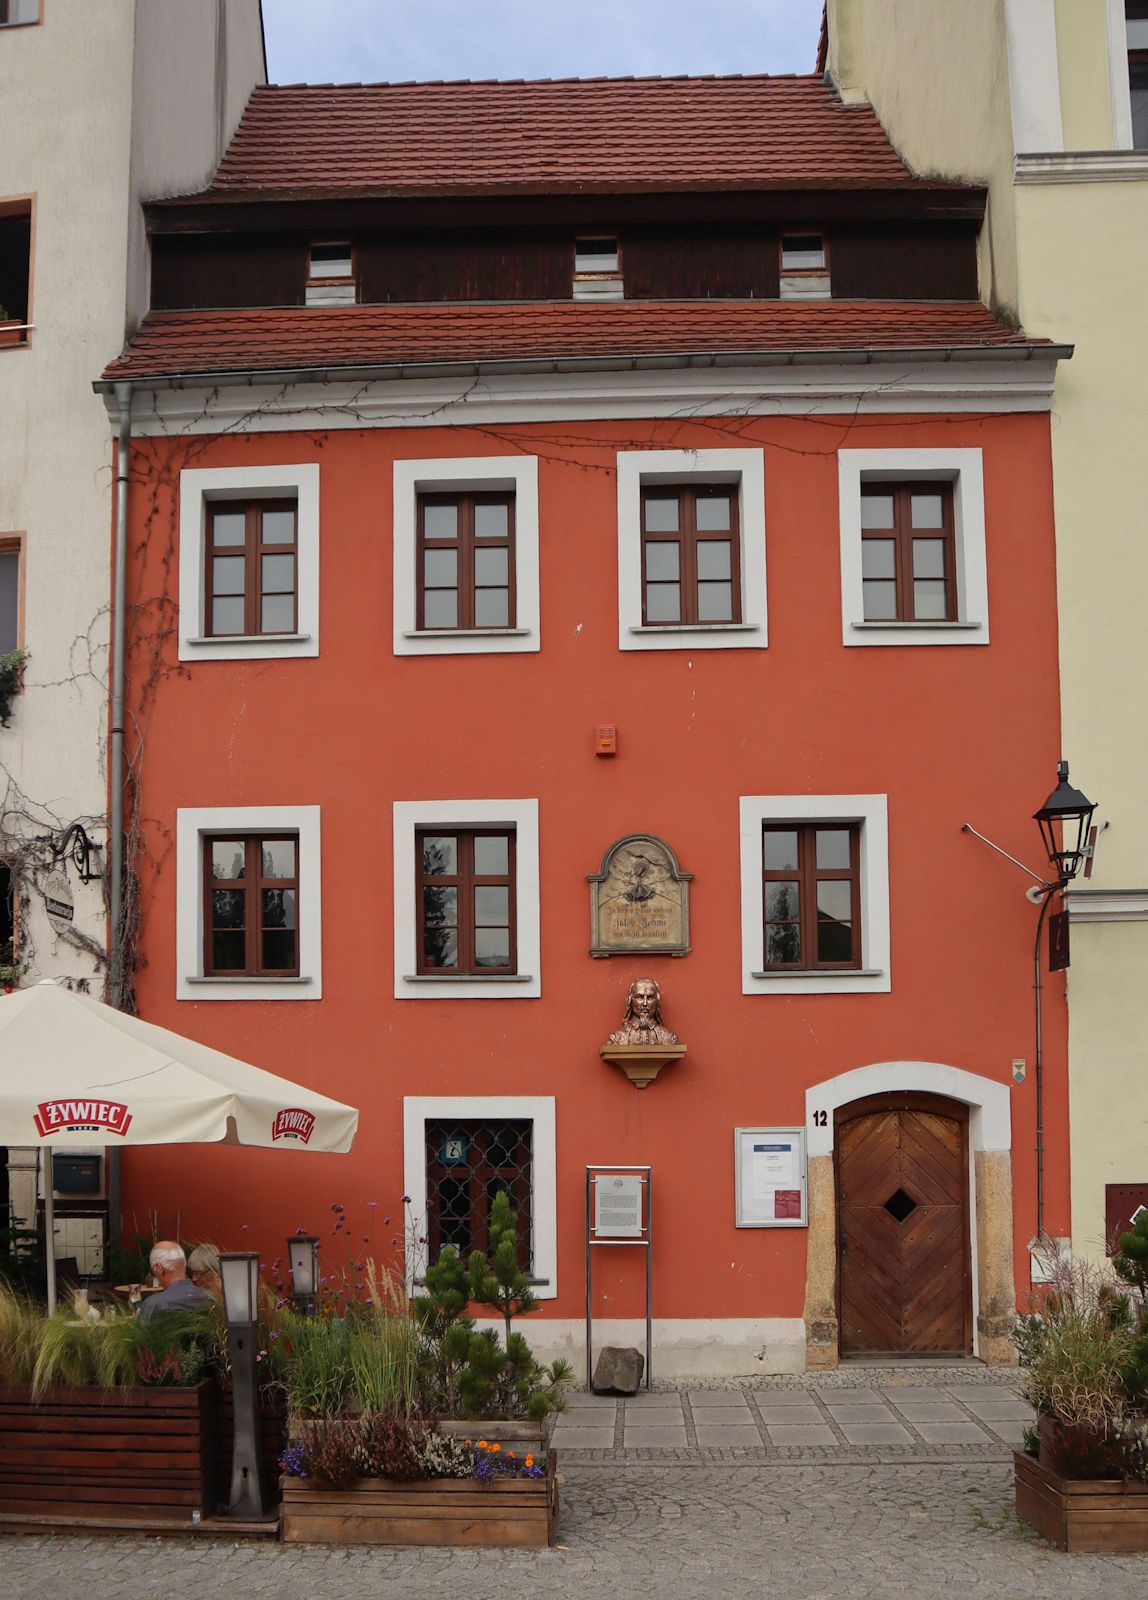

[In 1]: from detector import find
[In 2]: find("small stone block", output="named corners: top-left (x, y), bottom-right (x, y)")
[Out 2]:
top-left (758, 1404), bottom-right (823, 1425)
top-left (825, 1405), bottom-right (898, 1424)
top-left (686, 1390), bottom-right (750, 1408)
top-left (593, 1345), bottom-right (645, 1395)
top-left (693, 1425), bottom-right (763, 1447)
top-left (622, 1425), bottom-right (688, 1447)
top-left (766, 1424), bottom-right (837, 1446)
top-left (553, 1427), bottom-right (616, 1449)
top-left (691, 1406), bottom-right (753, 1426)
top-left (912, 1422), bottom-right (992, 1444)
top-left (838, 1422), bottom-right (913, 1446)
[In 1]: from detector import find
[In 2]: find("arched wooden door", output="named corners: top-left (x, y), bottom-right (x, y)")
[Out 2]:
top-left (836, 1093), bottom-right (971, 1357)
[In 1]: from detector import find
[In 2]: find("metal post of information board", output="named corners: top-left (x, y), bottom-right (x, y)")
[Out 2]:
top-left (585, 1165), bottom-right (652, 1391)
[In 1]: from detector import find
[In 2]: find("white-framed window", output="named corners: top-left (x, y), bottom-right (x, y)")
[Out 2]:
top-left (393, 456), bottom-right (540, 656)
top-left (739, 794), bottom-right (890, 995)
top-left (837, 448), bottom-right (988, 647)
top-left (306, 240), bottom-right (356, 305)
top-left (616, 449), bottom-right (767, 651)
top-left (403, 1095), bottom-right (557, 1298)
top-left (176, 806), bottom-right (322, 1000)
top-left (178, 464), bottom-right (319, 661)
top-left (393, 799), bottom-right (540, 998)
top-left (573, 235), bottom-right (623, 299)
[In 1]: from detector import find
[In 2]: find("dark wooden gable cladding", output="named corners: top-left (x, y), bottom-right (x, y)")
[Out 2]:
top-left (358, 230), bottom-right (572, 303)
top-left (830, 222), bottom-right (980, 301)
top-left (152, 233), bottom-right (308, 310)
top-left (625, 227), bottom-right (780, 300)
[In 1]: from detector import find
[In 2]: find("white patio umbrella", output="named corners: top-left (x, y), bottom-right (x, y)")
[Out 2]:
top-left (0, 981), bottom-right (359, 1309)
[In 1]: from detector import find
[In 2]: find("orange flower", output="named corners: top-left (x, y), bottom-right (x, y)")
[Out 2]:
top-left (491, 1443), bottom-right (501, 1453)
top-left (525, 1455), bottom-right (535, 1468)
top-left (477, 1439), bottom-right (488, 1450)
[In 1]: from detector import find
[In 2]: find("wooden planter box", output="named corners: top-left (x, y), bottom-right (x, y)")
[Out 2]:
top-left (0, 1381), bottom-right (216, 1533)
top-left (1015, 1450), bottom-right (1148, 1552)
top-left (281, 1418), bottom-right (558, 1547)
top-left (281, 1460), bottom-right (557, 1547)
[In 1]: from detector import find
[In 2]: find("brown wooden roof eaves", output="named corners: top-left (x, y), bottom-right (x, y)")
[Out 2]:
top-left (99, 301), bottom-right (1052, 386)
top-left (154, 74), bottom-right (953, 204)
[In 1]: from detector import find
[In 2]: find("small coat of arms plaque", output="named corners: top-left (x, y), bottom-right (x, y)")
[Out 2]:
top-left (587, 834), bottom-right (691, 958)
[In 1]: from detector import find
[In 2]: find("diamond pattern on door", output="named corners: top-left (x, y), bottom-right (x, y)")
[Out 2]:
top-left (836, 1101), bottom-right (969, 1357)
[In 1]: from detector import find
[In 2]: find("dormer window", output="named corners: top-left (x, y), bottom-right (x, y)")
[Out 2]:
top-left (573, 236), bottom-right (623, 300)
top-left (779, 234), bottom-right (830, 301)
top-left (1129, 4), bottom-right (1148, 149)
top-left (306, 240), bottom-right (356, 306)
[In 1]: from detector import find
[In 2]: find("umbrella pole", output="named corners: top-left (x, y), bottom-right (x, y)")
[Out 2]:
top-left (43, 1148), bottom-right (57, 1316)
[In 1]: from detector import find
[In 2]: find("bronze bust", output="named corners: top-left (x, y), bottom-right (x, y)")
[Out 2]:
top-left (607, 977), bottom-right (679, 1046)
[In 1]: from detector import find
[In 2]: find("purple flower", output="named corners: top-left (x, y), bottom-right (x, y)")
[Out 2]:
top-left (382, 1217), bottom-right (390, 1226)
top-left (368, 1201), bottom-right (378, 1210)
top-left (401, 1194), bottom-right (411, 1205)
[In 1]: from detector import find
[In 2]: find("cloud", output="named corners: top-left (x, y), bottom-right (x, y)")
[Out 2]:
top-left (262, 0), bottom-right (824, 84)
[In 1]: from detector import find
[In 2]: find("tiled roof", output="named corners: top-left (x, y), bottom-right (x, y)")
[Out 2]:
top-left (183, 75), bottom-right (931, 200)
top-left (101, 301), bottom-right (1044, 383)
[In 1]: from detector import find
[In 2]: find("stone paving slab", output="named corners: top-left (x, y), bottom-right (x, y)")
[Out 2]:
top-left (765, 1423), bottom-right (838, 1446)
top-left (838, 1422), bottom-right (914, 1446)
top-left (916, 1422), bottom-right (996, 1444)
top-left (622, 1426), bottom-right (689, 1447)
top-left (6, 1463), bottom-right (1146, 1600)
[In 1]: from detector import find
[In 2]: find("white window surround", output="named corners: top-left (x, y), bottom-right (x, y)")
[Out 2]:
top-left (403, 1095), bottom-right (557, 1298)
top-left (838, 448), bottom-right (988, 647)
top-left (1107, 0), bottom-right (1137, 149)
top-left (393, 798), bottom-right (541, 999)
top-left (175, 805), bottom-right (322, 1001)
top-left (393, 456), bottom-right (540, 656)
top-left (739, 794), bottom-right (890, 995)
top-left (616, 448), bottom-right (768, 651)
top-left (177, 464), bottom-right (319, 662)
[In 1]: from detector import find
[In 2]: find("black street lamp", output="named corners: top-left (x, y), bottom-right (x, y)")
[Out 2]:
top-left (287, 1233), bottom-right (320, 1314)
top-left (1033, 761), bottom-right (1097, 886)
top-left (219, 1251), bottom-right (272, 1520)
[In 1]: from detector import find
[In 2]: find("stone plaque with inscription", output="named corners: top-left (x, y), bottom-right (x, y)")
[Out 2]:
top-left (588, 834), bottom-right (691, 958)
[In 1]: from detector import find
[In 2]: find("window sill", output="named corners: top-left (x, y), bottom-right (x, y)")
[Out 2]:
top-left (850, 621), bottom-right (980, 632)
top-left (751, 969), bottom-right (885, 980)
top-left (629, 623), bottom-right (762, 635)
top-left (401, 629), bottom-right (531, 639)
top-left (402, 973), bottom-right (535, 984)
top-left (185, 633), bottom-right (313, 646)
top-left (185, 975), bottom-right (314, 985)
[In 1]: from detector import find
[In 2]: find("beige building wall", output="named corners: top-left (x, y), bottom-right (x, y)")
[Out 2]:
top-left (0, 0), bottom-right (262, 1236)
top-left (828, 0), bottom-right (1148, 1267)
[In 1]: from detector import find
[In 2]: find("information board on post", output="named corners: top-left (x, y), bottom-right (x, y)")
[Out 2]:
top-left (594, 1172), bottom-right (644, 1238)
top-left (734, 1127), bottom-right (808, 1227)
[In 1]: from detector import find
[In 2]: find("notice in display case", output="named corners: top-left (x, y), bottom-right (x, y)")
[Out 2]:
top-left (594, 1172), bottom-right (644, 1238)
top-left (735, 1127), bottom-right (808, 1227)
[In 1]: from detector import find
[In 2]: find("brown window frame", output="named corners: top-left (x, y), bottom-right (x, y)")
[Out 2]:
top-left (307, 238), bottom-right (356, 286)
top-left (0, 533), bottom-right (24, 655)
top-left (205, 499), bottom-right (298, 639)
top-left (416, 827), bottom-right (517, 976)
top-left (416, 490), bottom-right (517, 632)
top-left (762, 822), bottom-right (861, 972)
top-left (860, 480), bottom-right (957, 623)
top-left (0, 197), bottom-right (34, 347)
top-left (424, 1118), bottom-right (533, 1272)
top-left (640, 483), bottom-right (742, 626)
top-left (203, 833), bottom-right (300, 978)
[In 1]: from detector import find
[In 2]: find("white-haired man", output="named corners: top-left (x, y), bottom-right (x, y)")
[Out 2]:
top-left (139, 1240), bottom-right (214, 1321)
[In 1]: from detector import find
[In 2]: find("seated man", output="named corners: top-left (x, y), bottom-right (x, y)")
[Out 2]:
top-left (140, 1240), bottom-right (214, 1321)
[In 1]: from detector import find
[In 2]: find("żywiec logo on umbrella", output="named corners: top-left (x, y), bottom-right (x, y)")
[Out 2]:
top-left (272, 1108), bottom-right (315, 1144)
top-left (33, 1099), bottom-right (132, 1137)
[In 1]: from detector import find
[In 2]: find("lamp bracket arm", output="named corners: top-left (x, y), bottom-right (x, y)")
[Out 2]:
top-left (961, 823), bottom-right (1049, 888)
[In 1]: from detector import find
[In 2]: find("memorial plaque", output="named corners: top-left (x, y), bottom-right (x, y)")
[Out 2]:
top-left (588, 833), bottom-right (692, 957)
top-left (594, 1172), bottom-right (644, 1237)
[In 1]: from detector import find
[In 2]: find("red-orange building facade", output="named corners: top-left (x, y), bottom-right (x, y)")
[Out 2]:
top-left (101, 75), bottom-right (1071, 1373)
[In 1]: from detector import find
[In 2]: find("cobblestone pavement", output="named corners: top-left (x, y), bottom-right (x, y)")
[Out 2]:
top-left (2, 1375), bottom-right (1144, 1599)
top-left (3, 1463), bottom-right (1148, 1600)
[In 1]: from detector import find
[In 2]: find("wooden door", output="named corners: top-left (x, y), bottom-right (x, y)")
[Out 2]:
top-left (836, 1094), bottom-right (970, 1357)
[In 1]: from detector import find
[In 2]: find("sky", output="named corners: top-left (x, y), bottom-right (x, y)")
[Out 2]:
top-left (260, 0), bottom-right (826, 85)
